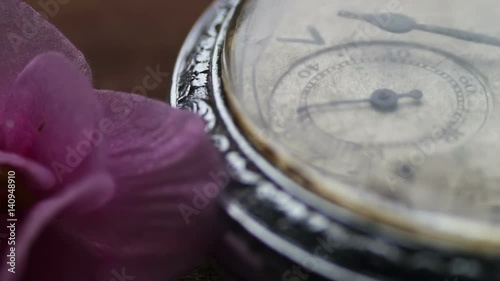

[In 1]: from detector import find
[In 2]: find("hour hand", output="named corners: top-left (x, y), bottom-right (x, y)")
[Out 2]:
top-left (338, 10), bottom-right (500, 48)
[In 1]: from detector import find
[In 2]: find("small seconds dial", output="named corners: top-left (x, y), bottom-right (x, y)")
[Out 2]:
top-left (268, 41), bottom-right (490, 157)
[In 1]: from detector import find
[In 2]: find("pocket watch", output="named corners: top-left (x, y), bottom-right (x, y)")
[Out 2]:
top-left (170, 0), bottom-right (500, 280)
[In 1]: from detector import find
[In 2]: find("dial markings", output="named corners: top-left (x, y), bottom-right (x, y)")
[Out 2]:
top-left (277, 26), bottom-right (326, 45)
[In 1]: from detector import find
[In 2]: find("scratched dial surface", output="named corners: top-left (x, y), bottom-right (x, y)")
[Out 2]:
top-left (223, 0), bottom-right (500, 244)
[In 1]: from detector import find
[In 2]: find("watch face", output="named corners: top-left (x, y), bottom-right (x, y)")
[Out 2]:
top-left (223, 0), bottom-right (500, 248)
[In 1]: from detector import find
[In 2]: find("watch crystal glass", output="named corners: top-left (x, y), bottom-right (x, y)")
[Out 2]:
top-left (223, 0), bottom-right (500, 249)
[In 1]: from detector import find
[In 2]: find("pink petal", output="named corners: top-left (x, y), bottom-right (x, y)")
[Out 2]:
top-left (18, 228), bottom-right (99, 281)
top-left (0, 172), bottom-right (114, 281)
top-left (0, 0), bottom-right (91, 103)
top-left (57, 90), bottom-right (226, 280)
top-left (0, 150), bottom-right (55, 190)
top-left (2, 52), bottom-right (106, 184)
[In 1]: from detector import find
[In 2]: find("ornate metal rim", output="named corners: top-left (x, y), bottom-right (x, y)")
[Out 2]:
top-left (169, 1), bottom-right (500, 280)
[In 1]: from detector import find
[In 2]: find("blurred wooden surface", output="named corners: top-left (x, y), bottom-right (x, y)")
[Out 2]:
top-left (25, 0), bottom-right (212, 101)
top-left (24, 1), bottom-right (220, 280)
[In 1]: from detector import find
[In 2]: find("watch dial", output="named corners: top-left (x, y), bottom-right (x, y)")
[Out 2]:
top-left (223, 0), bottom-right (500, 242)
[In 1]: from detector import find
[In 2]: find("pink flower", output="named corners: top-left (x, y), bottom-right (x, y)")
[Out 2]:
top-left (0, 1), bottom-right (224, 280)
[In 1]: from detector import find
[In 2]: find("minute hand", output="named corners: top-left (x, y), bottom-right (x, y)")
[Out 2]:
top-left (338, 10), bottom-right (500, 48)
top-left (415, 24), bottom-right (500, 47)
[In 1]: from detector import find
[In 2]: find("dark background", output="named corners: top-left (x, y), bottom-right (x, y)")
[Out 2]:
top-left (25, 0), bottom-right (212, 101)
top-left (24, 0), bottom-right (220, 280)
